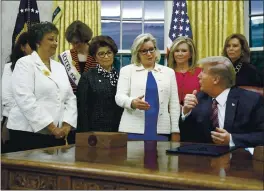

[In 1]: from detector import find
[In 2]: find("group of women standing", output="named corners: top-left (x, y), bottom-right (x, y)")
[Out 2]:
top-left (1, 20), bottom-right (263, 153)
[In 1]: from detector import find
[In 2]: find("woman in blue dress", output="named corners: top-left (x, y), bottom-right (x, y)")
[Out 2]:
top-left (115, 33), bottom-right (181, 141)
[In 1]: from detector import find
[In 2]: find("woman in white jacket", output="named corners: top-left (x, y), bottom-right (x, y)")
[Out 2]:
top-left (1, 32), bottom-right (32, 153)
top-left (7, 22), bottom-right (77, 152)
top-left (115, 33), bottom-right (181, 141)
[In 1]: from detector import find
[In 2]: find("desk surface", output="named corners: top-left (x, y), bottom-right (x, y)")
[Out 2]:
top-left (1, 141), bottom-right (263, 190)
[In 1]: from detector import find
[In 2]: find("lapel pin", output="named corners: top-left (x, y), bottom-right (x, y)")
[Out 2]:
top-left (232, 103), bottom-right (235, 106)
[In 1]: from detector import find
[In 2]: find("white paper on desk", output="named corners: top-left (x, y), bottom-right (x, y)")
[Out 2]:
top-left (245, 148), bottom-right (254, 155)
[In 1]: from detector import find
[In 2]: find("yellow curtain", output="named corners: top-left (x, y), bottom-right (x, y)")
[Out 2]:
top-left (187, 0), bottom-right (244, 61)
top-left (52, 0), bottom-right (101, 61)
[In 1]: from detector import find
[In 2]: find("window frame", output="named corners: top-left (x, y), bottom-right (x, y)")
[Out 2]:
top-left (244, 0), bottom-right (264, 51)
top-left (101, 0), bottom-right (166, 67)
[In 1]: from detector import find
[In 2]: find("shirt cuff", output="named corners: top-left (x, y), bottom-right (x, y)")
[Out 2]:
top-left (181, 110), bottom-right (191, 121)
top-left (229, 134), bottom-right (235, 147)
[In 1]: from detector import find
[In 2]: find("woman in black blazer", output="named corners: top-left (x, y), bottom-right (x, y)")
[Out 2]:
top-left (222, 33), bottom-right (263, 87)
top-left (77, 36), bottom-right (123, 132)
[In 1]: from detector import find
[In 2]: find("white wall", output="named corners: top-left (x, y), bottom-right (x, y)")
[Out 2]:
top-left (1, 0), bottom-right (53, 72)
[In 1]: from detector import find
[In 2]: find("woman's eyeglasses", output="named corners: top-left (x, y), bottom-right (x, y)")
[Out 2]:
top-left (97, 50), bottom-right (114, 58)
top-left (139, 47), bottom-right (156, 55)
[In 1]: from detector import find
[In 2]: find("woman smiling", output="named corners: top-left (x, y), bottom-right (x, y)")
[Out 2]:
top-left (7, 22), bottom-right (77, 152)
top-left (77, 35), bottom-right (123, 132)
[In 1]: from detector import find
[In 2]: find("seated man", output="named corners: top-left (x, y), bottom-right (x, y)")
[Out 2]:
top-left (180, 56), bottom-right (264, 147)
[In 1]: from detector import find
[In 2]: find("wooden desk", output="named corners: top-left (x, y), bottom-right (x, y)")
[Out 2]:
top-left (1, 141), bottom-right (263, 190)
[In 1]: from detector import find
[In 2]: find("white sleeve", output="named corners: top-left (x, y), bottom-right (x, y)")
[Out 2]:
top-left (62, 69), bottom-right (77, 128)
top-left (181, 109), bottom-right (192, 120)
top-left (2, 64), bottom-right (15, 117)
top-left (115, 66), bottom-right (136, 110)
top-left (11, 58), bottom-right (53, 132)
top-left (169, 70), bottom-right (181, 133)
top-left (229, 134), bottom-right (235, 147)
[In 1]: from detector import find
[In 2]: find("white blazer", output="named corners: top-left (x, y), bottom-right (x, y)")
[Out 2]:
top-left (115, 63), bottom-right (180, 134)
top-left (2, 63), bottom-right (14, 118)
top-left (7, 51), bottom-right (77, 133)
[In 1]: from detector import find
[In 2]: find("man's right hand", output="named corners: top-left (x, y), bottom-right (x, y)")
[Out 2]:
top-left (131, 95), bottom-right (150, 110)
top-left (182, 90), bottom-right (198, 115)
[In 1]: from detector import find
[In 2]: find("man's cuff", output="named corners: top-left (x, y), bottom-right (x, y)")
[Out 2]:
top-left (229, 134), bottom-right (235, 147)
top-left (181, 110), bottom-right (191, 121)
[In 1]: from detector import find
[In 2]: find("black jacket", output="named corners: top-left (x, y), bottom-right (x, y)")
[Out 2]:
top-left (180, 87), bottom-right (264, 147)
top-left (77, 68), bottom-right (123, 132)
top-left (234, 60), bottom-right (263, 87)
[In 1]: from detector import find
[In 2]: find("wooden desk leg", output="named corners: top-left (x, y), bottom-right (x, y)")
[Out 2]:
top-left (57, 175), bottom-right (71, 189)
top-left (1, 169), bottom-right (9, 190)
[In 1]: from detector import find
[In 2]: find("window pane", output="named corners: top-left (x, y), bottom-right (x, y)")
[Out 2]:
top-left (144, 21), bottom-right (164, 50)
top-left (122, 22), bottom-right (142, 49)
top-left (101, 1), bottom-right (120, 20)
top-left (250, 0), bottom-right (264, 15)
top-left (250, 16), bottom-right (264, 47)
top-left (122, 55), bottom-right (131, 67)
top-left (113, 55), bottom-right (121, 72)
top-left (101, 21), bottom-right (120, 49)
top-left (122, 1), bottom-right (142, 19)
top-left (159, 55), bottom-right (165, 66)
top-left (144, 1), bottom-right (164, 20)
top-left (251, 51), bottom-right (264, 73)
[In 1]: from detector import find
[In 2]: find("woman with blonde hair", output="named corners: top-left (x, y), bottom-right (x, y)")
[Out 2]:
top-left (168, 37), bottom-right (201, 105)
top-left (116, 33), bottom-right (180, 141)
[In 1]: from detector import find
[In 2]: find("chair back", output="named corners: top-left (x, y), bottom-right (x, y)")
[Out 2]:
top-left (239, 86), bottom-right (264, 96)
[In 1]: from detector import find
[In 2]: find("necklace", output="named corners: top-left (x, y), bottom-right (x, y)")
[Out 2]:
top-left (234, 62), bottom-right (242, 74)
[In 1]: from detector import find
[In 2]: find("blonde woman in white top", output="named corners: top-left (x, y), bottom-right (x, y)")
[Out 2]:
top-left (115, 33), bottom-right (181, 141)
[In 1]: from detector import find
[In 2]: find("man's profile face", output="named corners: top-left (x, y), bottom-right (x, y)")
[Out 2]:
top-left (198, 64), bottom-right (215, 93)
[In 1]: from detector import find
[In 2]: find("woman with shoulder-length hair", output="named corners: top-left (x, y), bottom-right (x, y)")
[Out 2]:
top-left (77, 35), bottom-right (123, 132)
top-left (222, 33), bottom-right (263, 87)
top-left (115, 33), bottom-right (181, 141)
top-left (7, 22), bottom-right (77, 152)
top-left (59, 20), bottom-right (97, 94)
top-left (1, 32), bottom-right (32, 153)
top-left (168, 36), bottom-right (201, 105)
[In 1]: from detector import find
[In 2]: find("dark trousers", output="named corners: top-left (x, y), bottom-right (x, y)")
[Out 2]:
top-left (8, 129), bottom-right (66, 152)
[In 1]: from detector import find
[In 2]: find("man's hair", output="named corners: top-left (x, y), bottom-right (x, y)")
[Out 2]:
top-left (130, 33), bottom-right (161, 66)
top-left (198, 56), bottom-right (236, 88)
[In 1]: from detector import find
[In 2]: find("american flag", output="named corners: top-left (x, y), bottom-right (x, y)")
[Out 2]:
top-left (12, 0), bottom-right (40, 50)
top-left (168, 0), bottom-right (193, 49)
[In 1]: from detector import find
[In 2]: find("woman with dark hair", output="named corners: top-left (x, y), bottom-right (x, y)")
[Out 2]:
top-left (7, 22), bottom-right (77, 152)
top-left (1, 32), bottom-right (32, 153)
top-left (77, 35), bottom-right (123, 132)
top-left (222, 33), bottom-right (263, 87)
top-left (59, 20), bottom-right (97, 94)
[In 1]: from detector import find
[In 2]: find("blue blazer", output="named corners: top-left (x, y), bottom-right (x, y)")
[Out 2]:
top-left (180, 87), bottom-right (264, 147)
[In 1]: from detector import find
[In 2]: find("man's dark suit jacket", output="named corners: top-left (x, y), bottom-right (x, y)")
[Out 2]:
top-left (180, 87), bottom-right (264, 147)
